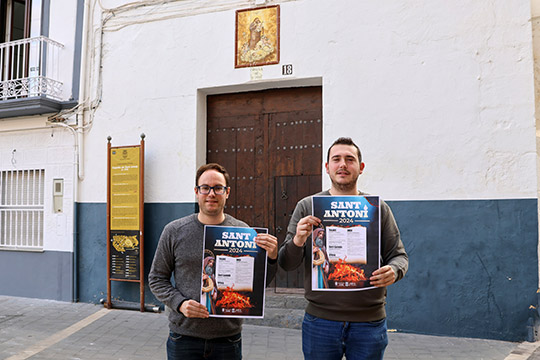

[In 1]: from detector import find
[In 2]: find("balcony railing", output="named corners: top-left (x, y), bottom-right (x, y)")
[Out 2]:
top-left (0, 36), bottom-right (64, 101)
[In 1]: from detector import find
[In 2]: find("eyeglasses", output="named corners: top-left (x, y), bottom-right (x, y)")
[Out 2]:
top-left (196, 185), bottom-right (228, 195)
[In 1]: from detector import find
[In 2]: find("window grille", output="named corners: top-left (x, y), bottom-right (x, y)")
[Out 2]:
top-left (0, 169), bottom-right (44, 250)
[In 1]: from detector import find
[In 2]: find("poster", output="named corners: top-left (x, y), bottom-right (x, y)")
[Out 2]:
top-left (311, 195), bottom-right (380, 291)
top-left (200, 225), bottom-right (268, 318)
top-left (110, 230), bottom-right (140, 279)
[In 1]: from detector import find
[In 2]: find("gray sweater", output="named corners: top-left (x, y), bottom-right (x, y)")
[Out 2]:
top-left (148, 213), bottom-right (277, 339)
top-left (278, 190), bottom-right (409, 322)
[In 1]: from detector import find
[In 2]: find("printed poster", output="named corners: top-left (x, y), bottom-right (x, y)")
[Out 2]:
top-left (200, 225), bottom-right (268, 318)
top-left (311, 195), bottom-right (380, 291)
top-left (110, 229), bottom-right (140, 280)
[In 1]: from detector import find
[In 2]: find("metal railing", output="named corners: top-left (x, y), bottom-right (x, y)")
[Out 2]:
top-left (0, 36), bottom-right (64, 101)
top-left (0, 169), bottom-right (44, 250)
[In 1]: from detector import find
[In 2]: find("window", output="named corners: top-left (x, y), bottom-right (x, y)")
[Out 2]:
top-left (0, 169), bottom-right (44, 250)
top-left (0, 0), bottom-right (67, 109)
top-left (0, 0), bottom-right (31, 43)
top-left (0, 0), bottom-right (31, 83)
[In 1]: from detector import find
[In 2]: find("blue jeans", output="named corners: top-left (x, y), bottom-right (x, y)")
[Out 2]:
top-left (302, 313), bottom-right (388, 360)
top-left (166, 331), bottom-right (242, 360)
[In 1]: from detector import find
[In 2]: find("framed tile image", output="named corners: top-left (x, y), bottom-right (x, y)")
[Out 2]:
top-left (235, 5), bottom-right (280, 68)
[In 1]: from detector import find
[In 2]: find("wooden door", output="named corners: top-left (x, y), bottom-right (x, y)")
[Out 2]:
top-left (273, 175), bottom-right (321, 288)
top-left (207, 87), bottom-right (322, 289)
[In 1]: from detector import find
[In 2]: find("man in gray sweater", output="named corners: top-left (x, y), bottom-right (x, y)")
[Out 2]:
top-left (149, 163), bottom-right (278, 360)
top-left (278, 138), bottom-right (408, 360)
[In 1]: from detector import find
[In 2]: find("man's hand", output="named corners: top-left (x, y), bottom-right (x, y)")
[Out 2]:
top-left (179, 300), bottom-right (209, 318)
top-left (293, 216), bottom-right (321, 247)
top-left (369, 265), bottom-right (396, 287)
top-left (255, 234), bottom-right (279, 260)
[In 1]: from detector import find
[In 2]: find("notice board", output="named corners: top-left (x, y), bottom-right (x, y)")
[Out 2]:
top-left (106, 134), bottom-right (145, 311)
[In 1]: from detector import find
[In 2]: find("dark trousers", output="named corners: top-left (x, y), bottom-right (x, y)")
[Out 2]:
top-left (166, 331), bottom-right (242, 360)
top-left (302, 313), bottom-right (388, 360)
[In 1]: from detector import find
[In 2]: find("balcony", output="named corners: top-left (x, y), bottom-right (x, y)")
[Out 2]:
top-left (0, 36), bottom-right (74, 119)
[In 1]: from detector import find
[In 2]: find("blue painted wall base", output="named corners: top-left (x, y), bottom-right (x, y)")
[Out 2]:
top-left (0, 250), bottom-right (73, 301)
top-left (386, 199), bottom-right (538, 341)
top-left (75, 199), bottom-right (538, 341)
top-left (76, 202), bottom-right (196, 306)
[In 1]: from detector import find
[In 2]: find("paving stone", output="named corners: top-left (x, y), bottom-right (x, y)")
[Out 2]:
top-left (0, 295), bottom-right (529, 360)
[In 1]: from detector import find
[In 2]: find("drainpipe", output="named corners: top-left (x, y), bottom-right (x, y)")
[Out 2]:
top-left (50, 122), bottom-right (79, 302)
top-left (63, 0), bottom-right (93, 303)
top-left (77, 0), bottom-right (93, 182)
top-left (528, 316), bottom-right (536, 342)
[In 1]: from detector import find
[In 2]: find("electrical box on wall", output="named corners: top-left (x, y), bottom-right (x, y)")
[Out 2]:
top-left (53, 179), bottom-right (64, 213)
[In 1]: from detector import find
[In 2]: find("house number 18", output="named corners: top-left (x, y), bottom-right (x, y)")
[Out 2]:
top-left (282, 64), bottom-right (293, 75)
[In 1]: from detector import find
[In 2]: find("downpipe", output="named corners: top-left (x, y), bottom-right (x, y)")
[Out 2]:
top-left (527, 290), bottom-right (540, 342)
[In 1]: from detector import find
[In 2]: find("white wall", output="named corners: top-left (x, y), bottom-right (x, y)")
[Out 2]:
top-left (79, 0), bottom-right (537, 203)
top-left (0, 117), bottom-right (76, 252)
top-left (0, 0), bottom-right (82, 252)
top-left (49, 0), bottom-right (80, 101)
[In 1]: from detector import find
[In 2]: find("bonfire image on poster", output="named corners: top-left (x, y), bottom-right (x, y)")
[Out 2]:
top-left (312, 195), bottom-right (380, 291)
top-left (200, 225), bottom-right (268, 318)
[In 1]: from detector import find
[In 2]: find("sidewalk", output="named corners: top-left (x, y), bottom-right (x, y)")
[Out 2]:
top-left (0, 295), bottom-right (534, 360)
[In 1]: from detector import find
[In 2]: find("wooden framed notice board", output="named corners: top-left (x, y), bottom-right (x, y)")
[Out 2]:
top-left (106, 134), bottom-right (145, 312)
